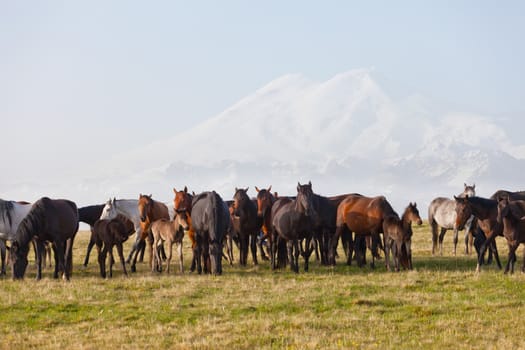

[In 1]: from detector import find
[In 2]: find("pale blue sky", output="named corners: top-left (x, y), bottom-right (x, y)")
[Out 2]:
top-left (1, 1), bottom-right (524, 186)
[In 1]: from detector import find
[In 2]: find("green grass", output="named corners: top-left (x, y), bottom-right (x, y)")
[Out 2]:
top-left (2, 223), bottom-right (525, 349)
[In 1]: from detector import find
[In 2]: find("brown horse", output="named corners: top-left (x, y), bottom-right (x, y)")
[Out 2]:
top-left (136, 194), bottom-right (170, 272)
top-left (150, 211), bottom-right (190, 274)
top-left (496, 197), bottom-right (525, 274)
top-left (255, 186), bottom-right (280, 268)
top-left (173, 187), bottom-right (200, 271)
top-left (232, 187), bottom-right (261, 266)
top-left (390, 203), bottom-right (423, 270)
top-left (330, 194), bottom-right (413, 271)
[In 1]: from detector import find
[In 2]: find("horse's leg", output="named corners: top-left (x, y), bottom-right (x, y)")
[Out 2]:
top-left (491, 239), bottom-right (502, 269)
top-left (257, 232), bottom-right (268, 261)
top-left (116, 242), bottom-right (127, 276)
top-left (477, 230), bottom-right (497, 272)
top-left (98, 245), bottom-right (107, 278)
top-left (152, 238), bottom-right (160, 273)
top-left (452, 228), bottom-right (459, 256)
top-left (178, 241), bottom-right (184, 274)
top-left (329, 226), bottom-right (344, 265)
top-left (53, 241), bottom-right (67, 280)
top-left (227, 233), bottom-right (234, 265)
top-left (250, 233), bottom-right (258, 266)
top-left (83, 233), bottom-right (96, 268)
top-left (438, 228), bottom-right (447, 256)
top-left (302, 237), bottom-right (314, 272)
top-left (166, 241), bottom-right (173, 274)
top-left (0, 240), bottom-right (5, 275)
top-left (34, 240), bottom-right (45, 280)
top-left (65, 237), bottom-right (74, 279)
top-left (203, 239), bottom-right (211, 274)
top-left (431, 220), bottom-right (438, 256)
top-left (521, 244), bottom-right (525, 273)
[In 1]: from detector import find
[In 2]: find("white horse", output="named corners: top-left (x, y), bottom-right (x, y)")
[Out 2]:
top-left (0, 199), bottom-right (32, 274)
top-left (428, 184), bottom-right (476, 256)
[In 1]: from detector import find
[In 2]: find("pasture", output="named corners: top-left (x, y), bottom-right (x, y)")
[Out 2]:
top-left (2, 222), bottom-right (525, 349)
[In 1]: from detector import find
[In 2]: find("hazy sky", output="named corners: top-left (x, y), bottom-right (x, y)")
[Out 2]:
top-left (1, 1), bottom-right (524, 193)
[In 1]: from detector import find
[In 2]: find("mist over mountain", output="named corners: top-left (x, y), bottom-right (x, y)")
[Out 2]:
top-left (5, 69), bottom-right (525, 211)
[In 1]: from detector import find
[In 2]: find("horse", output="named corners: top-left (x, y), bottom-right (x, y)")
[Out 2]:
top-left (11, 197), bottom-right (79, 280)
top-left (80, 204), bottom-right (137, 267)
top-left (137, 194), bottom-right (170, 271)
top-left (92, 218), bottom-right (131, 278)
top-left (0, 199), bottom-right (32, 275)
top-left (330, 194), bottom-right (413, 271)
top-left (150, 211), bottom-right (190, 274)
top-left (191, 191), bottom-right (230, 275)
top-left (173, 187), bottom-right (203, 271)
top-left (496, 197), bottom-right (525, 274)
top-left (428, 183), bottom-right (476, 256)
top-left (271, 182), bottom-right (317, 273)
top-left (255, 186), bottom-right (283, 269)
top-left (232, 187), bottom-right (261, 266)
top-left (99, 198), bottom-right (155, 272)
top-left (454, 195), bottom-right (506, 272)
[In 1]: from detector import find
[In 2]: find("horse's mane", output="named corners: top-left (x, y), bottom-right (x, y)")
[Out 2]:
top-left (0, 199), bottom-right (14, 228)
top-left (192, 192), bottom-right (210, 207)
top-left (15, 197), bottom-right (50, 247)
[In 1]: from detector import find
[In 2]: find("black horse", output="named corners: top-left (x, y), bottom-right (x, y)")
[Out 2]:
top-left (92, 218), bottom-right (131, 278)
top-left (232, 188), bottom-right (261, 266)
top-left (271, 182), bottom-right (317, 273)
top-left (191, 191), bottom-right (230, 275)
top-left (11, 197), bottom-right (79, 280)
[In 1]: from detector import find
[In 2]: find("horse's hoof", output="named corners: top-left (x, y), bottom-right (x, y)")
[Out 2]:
top-left (130, 265), bottom-right (136, 273)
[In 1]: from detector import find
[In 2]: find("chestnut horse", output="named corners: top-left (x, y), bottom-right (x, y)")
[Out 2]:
top-left (255, 186), bottom-right (282, 269)
top-left (137, 194), bottom-right (170, 272)
top-left (496, 197), bottom-right (525, 274)
top-left (271, 182), bottom-right (317, 273)
top-left (330, 194), bottom-right (414, 271)
top-left (173, 187), bottom-right (200, 271)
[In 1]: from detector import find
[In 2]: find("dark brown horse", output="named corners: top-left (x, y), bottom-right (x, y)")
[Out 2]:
top-left (389, 203), bottom-right (423, 270)
top-left (136, 194), bottom-right (170, 272)
top-left (191, 191), bottom-right (230, 275)
top-left (271, 182), bottom-right (317, 273)
top-left (256, 186), bottom-right (283, 269)
top-left (454, 195), bottom-right (505, 271)
top-left (330, 194), bottom-right (414, 271)
top-left (11, 197), bottom-right (79, 280)
top-left (496, 197), bottom-right (525, 274)
top-left (232, 187), bottom-right (261, 266)
top-left (92, 218), bottom-right (131, 278)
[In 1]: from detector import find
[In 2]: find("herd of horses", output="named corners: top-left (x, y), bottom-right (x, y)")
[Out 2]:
top-left (2, 182), bottom-right (525, 280)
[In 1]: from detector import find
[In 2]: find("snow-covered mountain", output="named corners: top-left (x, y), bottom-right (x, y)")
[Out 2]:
top-left (6, 69), bottom-right (525, 212)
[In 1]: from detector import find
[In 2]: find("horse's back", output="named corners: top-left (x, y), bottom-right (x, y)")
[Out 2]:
top-left (491, 190), bottom-right (525, 201)
top-left (428, 197), bottom-right (456, 228)
top-left (337, 194), bottom-right (393, 229)
top-left (44, 198), bottom-right (79, 234)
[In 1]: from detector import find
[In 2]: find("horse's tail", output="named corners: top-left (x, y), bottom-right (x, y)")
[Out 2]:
top-left (428, 204), bottom-right (438, 254)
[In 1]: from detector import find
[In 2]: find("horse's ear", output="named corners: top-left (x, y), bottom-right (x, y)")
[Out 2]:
top-left (464, 183), bottom-right (467, 188)
top-left (308, 180), bottom-right (312, 187)
top-left (245, 187), bottom-right (249, 193)
top-left (453, 195), bottom-right (459, 201)
top-left (255, 186), bottom-right (260, 193)
top-left (414, 202), bottom-right (417, 207)
top-left (149, 194), bottom-right (152, 198)
top-left (192, 191), bottom-right (196, 196)
top-left (184, 186), bottom-right (188, 193)
top-left (297, 182), bottom-right (300, 191)
top-left (473, 183), bottom-right (475, 189)
top-left (274, 192), bottom-right (279, 198)
top-left (173, 188), bottom-right (177, 194)
top-left (268, 185), bottom-right (272, 192)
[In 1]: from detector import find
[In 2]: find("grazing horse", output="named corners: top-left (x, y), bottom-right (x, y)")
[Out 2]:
top-left (191, 191), bottom-right (230, 275)
top-left (92, 218), bottom-right (131, 278)
top-left (428, 183), bottom-right (476, 256)
top-left (150, 211), bottom-right (190, 274)
top-left (11, 197), bottom-right (79, 280)
top-left (454, 195), bottom-right (506, 272)
top-left (232, 187), bottom-right (261, 266)
top-left (330, 194), bottom-right (412, 271)
top-left (271, 182), bottom-right (317, 273)
top-left (0, 199), bottom-right (32, 275)
top-left (496, 197), bottom-right (525, 274)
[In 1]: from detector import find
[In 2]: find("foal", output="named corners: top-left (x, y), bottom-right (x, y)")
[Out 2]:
top-left (92, 219), bottom-right (131, 278)
top-left (150, 211), bottom-right (190, 274)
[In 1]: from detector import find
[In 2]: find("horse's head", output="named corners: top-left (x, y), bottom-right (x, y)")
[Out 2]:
top-left (454, 195), bottom-right (471, 230)
top-left (462, 183), bottom-right (476, 198)
top-left (296, 181), bottom-right (316, 217)
top-left (496, 196), bottom-right (511, 225)
top-left (232, 187), bottom-right (249, 216)
top-left (175, 210), bottom-right (190, 231)
top-left (138, 194), bottom-right (153, 223)
top-left (100, 198), bottom-right (118, 220)
top-left (173, 187), bottom-right (193, 215)
top-left (404, 202), bottom-right (423, 226)
top-left (255, 185), bottom-right (273, 217)
top-left (10, 241), bottom-right (29, 279)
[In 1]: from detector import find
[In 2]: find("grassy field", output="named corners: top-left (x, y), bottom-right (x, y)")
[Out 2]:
top-left (2, 222), bottom-right (525, 349)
